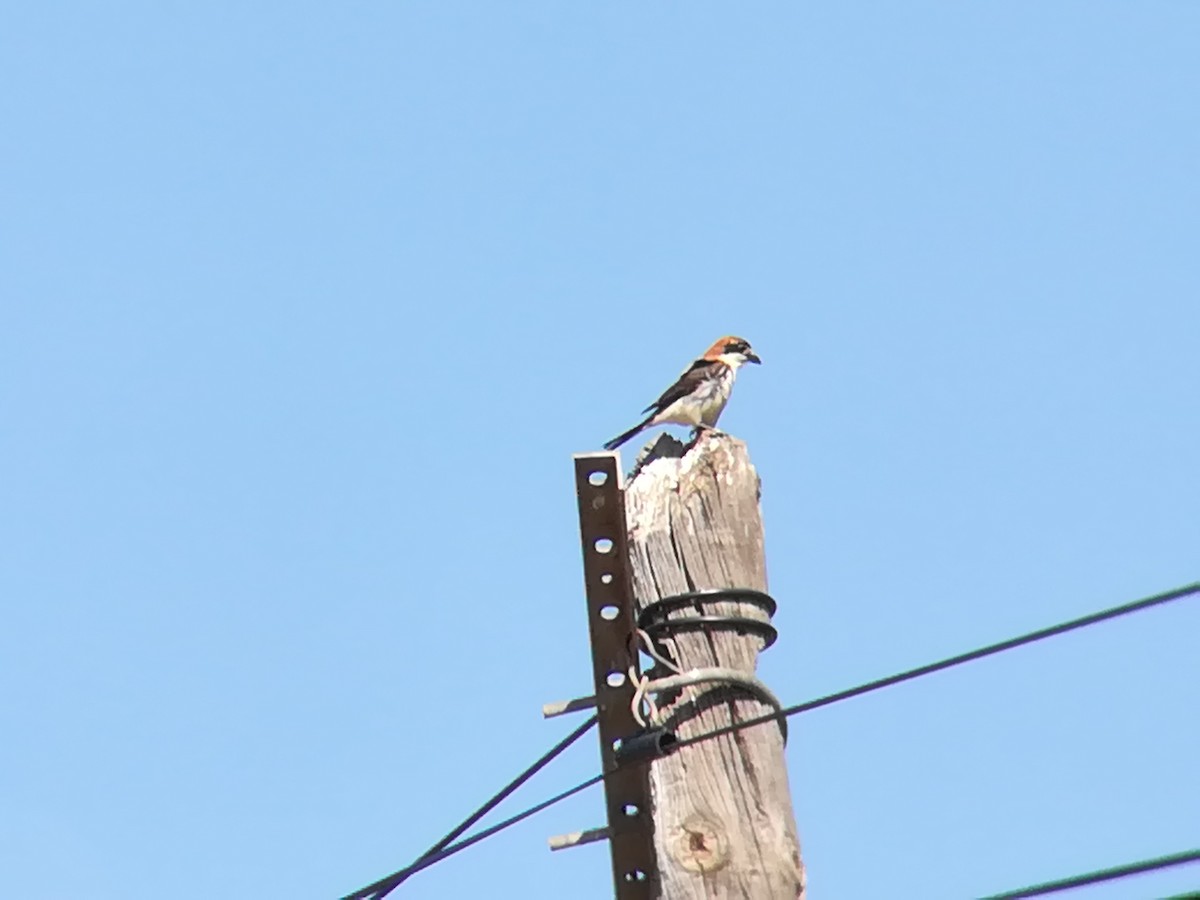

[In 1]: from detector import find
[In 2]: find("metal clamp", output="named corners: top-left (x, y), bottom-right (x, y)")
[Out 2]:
top-left (614, 728), bottom-right (679, 765)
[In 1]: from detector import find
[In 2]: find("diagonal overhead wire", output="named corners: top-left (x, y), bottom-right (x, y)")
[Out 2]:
top-left (670, 580), bottom-right (1200, 752)
top-left (352, 774), bottom-right (605, 898)
top-left (979, 848), bottom-right (1200, 898)
top-left (342, 714), bottom-right (597, 900)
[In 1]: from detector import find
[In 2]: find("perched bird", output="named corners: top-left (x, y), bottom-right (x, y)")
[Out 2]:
top-left (603, 335), bottom-right (762, 451)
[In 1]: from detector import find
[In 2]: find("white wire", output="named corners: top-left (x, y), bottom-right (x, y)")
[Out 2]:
top-left (636, 627), bottom-right (682, 675)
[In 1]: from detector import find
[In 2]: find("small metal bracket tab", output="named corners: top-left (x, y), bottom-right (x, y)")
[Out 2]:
top-left (548, 826), bottom-right (612, 852)
top-left (542, 695), bottom-right (597, 719)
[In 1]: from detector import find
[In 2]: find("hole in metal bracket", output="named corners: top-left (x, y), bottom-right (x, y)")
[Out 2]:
top-left (594, 538), bottom-right (613, 554)
top-left (606, 671), bottom-right (626, 688)
top-left (599, 605), bottom-right (619, 621)
top-left (588, 471), bottom-right (608, 486)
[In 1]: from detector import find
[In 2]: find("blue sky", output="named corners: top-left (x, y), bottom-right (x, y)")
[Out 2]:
top-left (2, 3), bottom-right (1197, 898)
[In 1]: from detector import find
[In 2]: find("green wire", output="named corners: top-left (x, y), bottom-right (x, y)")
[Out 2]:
top-left (981, 848), bottom-right (1200, 899)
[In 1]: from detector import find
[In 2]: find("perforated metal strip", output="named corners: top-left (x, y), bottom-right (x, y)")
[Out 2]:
top-left (573, 453), bottom-right (656, 898)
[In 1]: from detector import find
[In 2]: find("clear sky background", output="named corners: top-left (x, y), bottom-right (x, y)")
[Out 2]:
top-left (2, 4), bottom-right (1197, 899)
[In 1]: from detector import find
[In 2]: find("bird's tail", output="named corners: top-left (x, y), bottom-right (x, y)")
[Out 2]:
top-left (603, 416), bottom-right (653, 451)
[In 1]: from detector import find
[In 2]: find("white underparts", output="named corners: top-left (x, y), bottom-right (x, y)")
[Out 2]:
top-left (651, 365), bottom-right (737, 428)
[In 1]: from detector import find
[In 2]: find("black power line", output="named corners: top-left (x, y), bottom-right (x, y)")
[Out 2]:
top-left (343, 715), bottom-right (597, 900)
top-left (671, 580), bottom-right (1200, 753)
top-left (980, 848), bottom-right (1200, 898)
top-left (354, 774), bottom-right (606, 897)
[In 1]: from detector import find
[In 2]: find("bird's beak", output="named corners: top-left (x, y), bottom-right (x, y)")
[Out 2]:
top-left (745, 351), bottom-right (762, 365)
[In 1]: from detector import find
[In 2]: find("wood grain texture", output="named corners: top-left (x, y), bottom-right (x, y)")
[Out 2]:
top-left (624, 433), bottom-right (805, 900)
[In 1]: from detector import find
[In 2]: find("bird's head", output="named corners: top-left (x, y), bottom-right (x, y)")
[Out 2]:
top-left (704, 335), bottom-right (762, 368)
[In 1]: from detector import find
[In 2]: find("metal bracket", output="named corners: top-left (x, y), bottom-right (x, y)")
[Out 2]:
top-left (569, 452), bottom-right (656, 896)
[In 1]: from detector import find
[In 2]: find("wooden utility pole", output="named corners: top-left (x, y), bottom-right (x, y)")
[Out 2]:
top-left (622, 433), bottom-right (805, 900)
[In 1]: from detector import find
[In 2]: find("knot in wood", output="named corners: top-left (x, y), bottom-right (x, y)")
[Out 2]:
top-left (672, 816), bottom-right (729, 874)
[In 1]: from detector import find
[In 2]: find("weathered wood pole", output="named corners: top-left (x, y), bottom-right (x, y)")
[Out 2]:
top-left (623, 433), bottom-right (805, 900)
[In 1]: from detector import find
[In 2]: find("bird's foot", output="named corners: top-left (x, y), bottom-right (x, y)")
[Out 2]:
top-left (690, 425), bottom-right (726, 442)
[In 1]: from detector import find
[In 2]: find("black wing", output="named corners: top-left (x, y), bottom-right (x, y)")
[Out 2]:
top-left (641, 359), bottom-right (718, 414)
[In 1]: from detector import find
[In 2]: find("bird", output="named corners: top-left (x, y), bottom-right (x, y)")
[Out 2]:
top-left (603, 335), bottom-right (762, 451)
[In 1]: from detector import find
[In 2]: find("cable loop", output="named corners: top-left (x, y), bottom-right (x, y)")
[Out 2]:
top-left (638, 588), bottom-right (779, 664)
top-left (628, 666), bottom-right (660, 727)
top-left (635, 627), bottom-right (683, 675)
